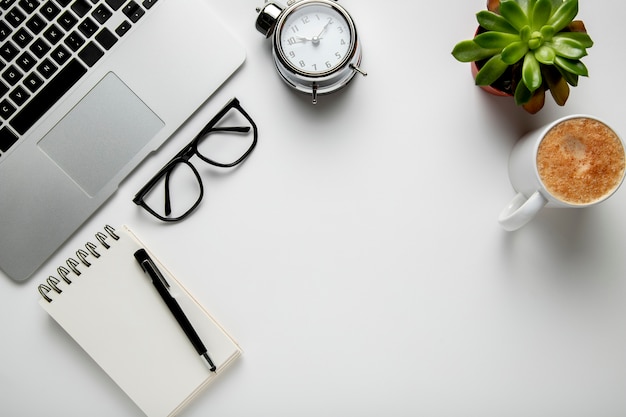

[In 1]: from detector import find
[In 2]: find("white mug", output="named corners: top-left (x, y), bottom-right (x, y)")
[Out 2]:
top-left (499, 115), bottom-right (626, 231)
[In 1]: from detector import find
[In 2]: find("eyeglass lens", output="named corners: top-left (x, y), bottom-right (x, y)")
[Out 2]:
top-left (140, 161), bottom-right (203, 220)
top-left (195, 106), bottom-right (255, 166)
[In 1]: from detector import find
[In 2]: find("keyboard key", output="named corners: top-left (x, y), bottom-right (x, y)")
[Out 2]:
top-left (55, 0), bottom-right (71, 6)
top-left (15, 51), bottom-right (36, 71)
top-left (78, 16), bottom-right (98, 38)
top-left (0, 98), bottom-right (16, 119)
top-left (12, 28), bottom-right (33, 48)
top-left (36, 57), bottom-right (56, 78)
top-left (40, 1), bottom-right (60, 20)
top-left (10, 58), bottom-right (86, 134)
top-left (50, 44), bottom-right (70, 65)
top-left (43, 23), bottom-right (63, 45)
top-left (9, 84), bottom-right (29, 105)
top-left (70, 0), bottom-right (91, 17)
top-left (0, 80), bottom-right (9, 96)
top-left (94, 27), bottom-right (116, 50)
top-left (6, 8), bottom-right (26, 27)
top-left (64, 30), bottom-right (84, 51)
top-left (25, 14), bottom-right (46, 34)
top-left (123, 1), bottom-right (144, 23)
top-left (57, 10), bottom-right (78, 31)
top-left (2, 64), bottom-right (22, 85)
top-left (91, 4), bottom-right (111, 24)
top-left (23, 71), bottom-right (43, 92)
top-left (1, 40), bottom-right (19, 61)
top-left (18, 0), bottom-right (39, 14)
top-left (78, 41), bottom-right (103, 67)
top-left (0, 21), bottom-right (12, 42)
top-left (115, 20), bottom-right (130, 37)
top-left (142, 0), bottom-right (157, 9)
top-left (0, 126), bottom-right (18, 153)
top-left (29, 37), bottom-right (50, 57)
top-left (105, 0), bottom-right (124, 11)
top-left (0, 0), bottom-right (18, 11)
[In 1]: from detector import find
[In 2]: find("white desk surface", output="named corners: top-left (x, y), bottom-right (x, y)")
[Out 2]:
top-left (3, 1), bottom-right (626, 416)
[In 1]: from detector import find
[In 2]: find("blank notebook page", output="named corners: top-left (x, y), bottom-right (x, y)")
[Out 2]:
top-left (39, 225), bottom-right (241, 417)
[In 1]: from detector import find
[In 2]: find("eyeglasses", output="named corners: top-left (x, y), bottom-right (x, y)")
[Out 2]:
top-left (133, 98), bottom-right (258, 222)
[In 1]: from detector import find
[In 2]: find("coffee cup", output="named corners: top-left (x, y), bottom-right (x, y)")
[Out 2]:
top-left (499, 115), bottom-right (626, 231)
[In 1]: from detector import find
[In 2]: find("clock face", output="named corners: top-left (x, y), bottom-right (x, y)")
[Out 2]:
top-left (278, 3), bottom-right (353, 75)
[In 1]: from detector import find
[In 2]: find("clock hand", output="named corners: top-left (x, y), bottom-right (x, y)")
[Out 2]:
top-left (308, 19), bottom-right (333, 45)
top-left (295, 35), bottom-right (313, 43)
top-left (293, 19), bottom-right (332, 44)
top-left (316, 19), bottom-right (332, 38)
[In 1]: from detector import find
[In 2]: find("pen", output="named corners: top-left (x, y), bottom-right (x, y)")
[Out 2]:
top-left (133, 249), bottom-right (216, 372)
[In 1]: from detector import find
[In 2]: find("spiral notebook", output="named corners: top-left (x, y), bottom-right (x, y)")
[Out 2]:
top-left (37, 225), bottom-right (241, 417)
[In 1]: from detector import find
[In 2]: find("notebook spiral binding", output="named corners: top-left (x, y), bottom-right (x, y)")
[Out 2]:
top-left (38, 225), bottom-right (120, 303)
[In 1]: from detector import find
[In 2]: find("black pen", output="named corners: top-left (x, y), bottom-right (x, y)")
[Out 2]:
top-left (134, 249), bottom-right (216, 372)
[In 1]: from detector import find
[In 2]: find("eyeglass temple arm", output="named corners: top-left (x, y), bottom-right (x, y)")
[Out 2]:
top-left (202, 126), bottom-right (251, 134)
top-left (164, 170), bottom-right (173, 216)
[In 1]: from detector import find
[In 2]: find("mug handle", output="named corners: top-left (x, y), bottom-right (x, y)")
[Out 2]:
top-left (498, 191), bottom-right (548, 231)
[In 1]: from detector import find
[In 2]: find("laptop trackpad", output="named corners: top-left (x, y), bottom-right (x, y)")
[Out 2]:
top-left (38, 72), bottom-right (164, 197)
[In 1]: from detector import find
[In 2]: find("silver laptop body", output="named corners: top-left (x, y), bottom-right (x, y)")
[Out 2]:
top-left (0, 0), bottom-right (245, 281)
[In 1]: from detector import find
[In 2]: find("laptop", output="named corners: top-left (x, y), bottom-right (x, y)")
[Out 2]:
top-left (0, 0), bottom-right (246, 281)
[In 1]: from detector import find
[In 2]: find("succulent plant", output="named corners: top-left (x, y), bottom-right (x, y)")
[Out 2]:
top-left (452, 0), bottom-right (593, 113)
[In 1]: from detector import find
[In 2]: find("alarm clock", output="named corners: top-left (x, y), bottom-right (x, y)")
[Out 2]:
top-left (255, 0), bottom-right (366, 104)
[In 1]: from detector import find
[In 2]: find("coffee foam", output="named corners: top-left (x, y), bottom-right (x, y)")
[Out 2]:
top-left (537, 118), bottom-right (625, 205)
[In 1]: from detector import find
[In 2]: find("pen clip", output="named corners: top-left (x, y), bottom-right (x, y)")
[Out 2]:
top-left (136, 249), bottom-right (170, 290)
top-left (149, 260), bottom-right (171, 290)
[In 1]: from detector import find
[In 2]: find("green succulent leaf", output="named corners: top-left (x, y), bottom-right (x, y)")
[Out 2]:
top-left (520, 25), bottom-right (532, 42)
top-left (554, 55), bottom-right (588, 76)
top-left (474, 32), bottom-right (520, 49)
top-left (476, 11), bottom-right (518, 33)
top-left (451, 40), bottom-right (501, 62)
top-left (520, 0), bottom-right (561, 13)
top-left (528, 31), bottom-right (543, 50)
top-left (540, 25), bottom-right (555, 41)
top-left (558, 66), bottom-right (580, 86)
top-left (475, 54), bottom-right (509, 86)
top-left (534, 45), bottom-right (556, 64)
top-left (550, 37), bottom-right (587, 59)
top-left (514, 78), bottom-right (533, 105)
top-left (526, 0), bottom-right (538, 13)
top-left (501, 41), bottom-right (529, 64)
top-left (522, 51), bottom-right (542, 91)
top-left (547, 0), bottom-right (579, 32)
top-left (531, 0), bottom-right (552, 30)
top-left (543, 66), bottom-right (570, 105)
top-left (499, 0), bottom-right (530, 31)
top-left (549, 0), bottom-right (566, 8)
top-left (553, 32), bottom-right (593, 48)
top-left (523, 88), bottom-right (546, 113)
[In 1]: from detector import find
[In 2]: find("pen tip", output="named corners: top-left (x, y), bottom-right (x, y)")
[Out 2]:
top-left (203, 353), bottom-right (217, 372)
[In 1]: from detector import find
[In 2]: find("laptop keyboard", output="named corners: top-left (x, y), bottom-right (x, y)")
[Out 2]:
top-left (0, 0), bottom-right (158, 158)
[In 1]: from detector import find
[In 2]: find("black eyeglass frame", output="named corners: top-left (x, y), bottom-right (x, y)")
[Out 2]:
top-left (133, 97), bottom-right (258, 222)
